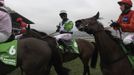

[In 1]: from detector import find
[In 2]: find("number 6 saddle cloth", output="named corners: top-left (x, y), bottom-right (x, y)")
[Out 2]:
top-left (0, 40), bottom-right (17, 66)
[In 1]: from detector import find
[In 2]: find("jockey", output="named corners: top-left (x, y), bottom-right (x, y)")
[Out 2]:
top-left (54, 10), bottom-right (74, 50)
top-left (110, 0), bottom-right (134, 50)
top-left (0, 0), bottom-right (12, 43)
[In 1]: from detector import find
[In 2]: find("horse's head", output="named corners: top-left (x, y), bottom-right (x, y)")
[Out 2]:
top-left (75, 12), bottom-right (104, 34)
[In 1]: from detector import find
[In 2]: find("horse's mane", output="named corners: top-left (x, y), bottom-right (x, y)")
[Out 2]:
top-left (30, 29), bottom-right (55, 39)
top-left (105, 29), bottom-right (113, 38)
top-left (95, 20), bottom-right (123, 46)
top-left (31, 29), bottom-right (48, 36)
top-left (104, 29), bottom-right (121, 44)
top-left (93, 19), bottom-right (121, 42)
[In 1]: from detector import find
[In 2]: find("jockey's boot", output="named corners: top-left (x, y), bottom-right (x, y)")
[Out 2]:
top-left (64, 45), bottom-right (70, 53)
top-left (58, 39), bottom-right (67, 52)
top-left (58, 39), bottom-right (73, 53)
top-left (126, 43), bottom-right (134, 55)
top-left (130, 43), bottom-right (134, 54)
top-left (58, 39), bottom-right (65, 46)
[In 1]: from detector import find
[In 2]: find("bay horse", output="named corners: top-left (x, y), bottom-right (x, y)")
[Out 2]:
top-left (23, 29), bottom-right (98, 75)
top-left (0, 37), bottom-right (52, 75)
top-left (21, 30), bottom-right (70, 75)
top-left (75, 12), bottom-right (133, 75)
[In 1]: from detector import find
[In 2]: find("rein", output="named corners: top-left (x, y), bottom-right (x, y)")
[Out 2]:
top-left (41, 32), bottom-right (56, 39)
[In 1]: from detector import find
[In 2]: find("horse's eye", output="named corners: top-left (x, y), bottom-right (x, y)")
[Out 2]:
top-left (76, 20), bottom-right (82, 23)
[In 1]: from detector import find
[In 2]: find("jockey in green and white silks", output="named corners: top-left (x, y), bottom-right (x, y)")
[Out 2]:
top-left (54, 10), bottom-right (74, 41)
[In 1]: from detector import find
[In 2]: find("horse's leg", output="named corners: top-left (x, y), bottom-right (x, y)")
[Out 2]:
top-left (81, 47), bottom-right (98, 75)
top-left (84, 64), bottom-right (90, 75)
top-left (83, 61), bottom-right (90, 75)
top-left (79, 55), bottom-right (90, 75)
top-left (50, 42), bottom-right (70, 75)
top-left (24, 63), bottom-right (51, 75)
top-left (20, 66), bottom-right (24, 75)
top-left (76, 39), bottom-right (95, 75)
top-left (52, 50), bottom-right (70, 75)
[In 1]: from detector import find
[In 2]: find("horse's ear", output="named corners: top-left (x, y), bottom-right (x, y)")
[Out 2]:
top-left (94, 12), bottom-right (99, 19)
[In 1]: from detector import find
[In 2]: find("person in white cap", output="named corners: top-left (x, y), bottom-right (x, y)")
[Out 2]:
top-left (54, 10), bottom-right (74, 51)
top-left (0, 0), bottom-right (12, 42)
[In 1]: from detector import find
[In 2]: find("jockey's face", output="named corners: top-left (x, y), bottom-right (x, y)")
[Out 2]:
top-left (120, 4), bottom-right (125, 12)
top-left (59, 13), bottom-right (67, 20)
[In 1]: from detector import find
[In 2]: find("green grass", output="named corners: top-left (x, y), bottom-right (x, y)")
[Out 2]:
top-left (50, 58), bottom-right (102, 75)
top-left (8, 58), bottom-right (102, 75)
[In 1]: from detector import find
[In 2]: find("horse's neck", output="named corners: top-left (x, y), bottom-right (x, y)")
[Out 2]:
top-left (29, 30), bottom-right (47, 39)
top-left (94, 30), bottom-right (126, 63)
top-left (94, 30), bottom-right (132, 75)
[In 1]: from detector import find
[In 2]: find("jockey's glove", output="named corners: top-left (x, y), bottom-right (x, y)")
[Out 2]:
top-left (110, 22), bottom-right (120, 28)
top-left (56, 25), bottom-right (60, 32)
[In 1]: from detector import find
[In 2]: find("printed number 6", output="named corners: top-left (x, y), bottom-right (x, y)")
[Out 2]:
top-left (9, 46), bottom-right (16, 55)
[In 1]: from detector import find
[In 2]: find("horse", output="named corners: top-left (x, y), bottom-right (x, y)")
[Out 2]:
top-left (21, 30), bottom-right (70, 75)
top-left (75, 12), bottom-right (133, 75)
top-left (23, 29), bottom-right (98, 75)
top-left (0, 37), bottom-right (52, 75)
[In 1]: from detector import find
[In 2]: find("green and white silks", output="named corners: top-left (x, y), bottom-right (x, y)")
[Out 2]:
top-left (59, 20), bottom-right (74, 33)
top-left (0, 40), bottom-right (17, 66)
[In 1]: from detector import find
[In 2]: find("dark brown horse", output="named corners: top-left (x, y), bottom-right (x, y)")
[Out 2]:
top-left (0, 37), bottom-right (52, 75)
top-left (75, 12), bottom-right (133, 75)
top-left (20, 30), bottom-right (69, 75)
top-left (24, 29), bottom-right (97, 75)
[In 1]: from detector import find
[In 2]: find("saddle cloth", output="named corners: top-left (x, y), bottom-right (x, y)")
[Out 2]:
top-left (0, 40), bottom-right (17, 66)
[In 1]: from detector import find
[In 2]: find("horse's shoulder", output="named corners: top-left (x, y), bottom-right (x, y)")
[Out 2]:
top-left (76, 38), bottom-right (91, 43)
top-left (76, 38), bottom-right (94, 47)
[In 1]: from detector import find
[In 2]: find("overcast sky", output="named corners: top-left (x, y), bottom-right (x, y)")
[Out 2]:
top-left (5, 0), bottom-right (133, 33)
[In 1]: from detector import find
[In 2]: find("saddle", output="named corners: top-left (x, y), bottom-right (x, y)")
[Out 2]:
top-left (0, 34), bottom-right (17, 66)
top-left (0, 39), bottom-right (17, 66)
